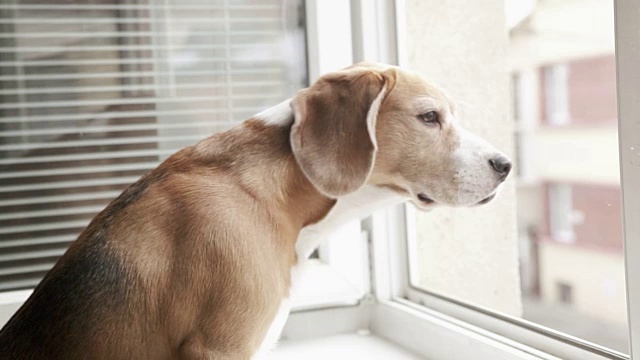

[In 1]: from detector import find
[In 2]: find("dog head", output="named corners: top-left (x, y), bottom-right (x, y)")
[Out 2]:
top-left (290, 62), bottom-right (511, 209)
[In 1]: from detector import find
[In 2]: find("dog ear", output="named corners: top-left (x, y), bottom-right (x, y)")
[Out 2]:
top-left (290, 68), bottom-right (389, 197)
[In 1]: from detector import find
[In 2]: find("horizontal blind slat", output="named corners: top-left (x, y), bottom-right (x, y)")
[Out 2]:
top-left (0, 30), bottom-right (279, 40)
top-left (0, 162), bottom-right (159, 180)
top-left (0, 205), bottom-right (106, 221)
top-left (0, 108), bottom-right (260, 123)
top-left (0, 17), bottom-right (280, 25)
top-left (0, 94), bottom-right (282, 110)
top-left (0, 263), bottom-right (58, 277)
top-left (0, 58), bottom-right (280, 68)
top-left (0, 81), bottom-right (282, 96)
top-left (0, 135), bottom-right (206, 151)
top-left (0, 221), bottom-right (89, 236)
top-left (0, 280), bottom-right (42, 292)
top-left (0, 235), bottom-right (77, 249)
top-left (0, 4), bottom-right (278, 11)
top-left (0, 150), bottom-right (175, 166)
top-left (0, 68), bottom-right (281, 81)
top-left (0, 191), bottom-right (121, 207)
top-left (0, 249), bottom-right (68, 262)
top-left (0, 43), bottom-right (274, 53)
top-left (0, 176), bottom-right (140, 194)
top-left (1, 122), bottom-right (220, 137)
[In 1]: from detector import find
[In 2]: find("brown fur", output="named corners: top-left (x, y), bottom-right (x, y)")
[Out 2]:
top-left (370, 66), bottom-right (462, 195)
top-left (0, 121), bottom-right (334, 360)
top-left (291, 68), bottom-right (387, 197)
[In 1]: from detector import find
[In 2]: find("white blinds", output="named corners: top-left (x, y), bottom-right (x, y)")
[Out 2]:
top-left (0, 0), bottom-right (307, 292)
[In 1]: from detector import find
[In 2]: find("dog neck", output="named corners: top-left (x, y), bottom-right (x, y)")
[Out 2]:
top-left (252, 100), bottom-right (407, 259)
top-left (194, 115), bottom-right (336, 235)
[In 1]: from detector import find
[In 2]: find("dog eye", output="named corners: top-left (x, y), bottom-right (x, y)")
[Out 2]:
top-left (418, 111), bottom-right (439, 126)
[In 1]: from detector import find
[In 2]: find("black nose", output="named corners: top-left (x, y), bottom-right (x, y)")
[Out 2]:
top-left (489, 155), bottom-right (512, 178)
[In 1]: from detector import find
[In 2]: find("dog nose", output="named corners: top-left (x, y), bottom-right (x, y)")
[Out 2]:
top-left (489, 155), bottom-right (512, 178)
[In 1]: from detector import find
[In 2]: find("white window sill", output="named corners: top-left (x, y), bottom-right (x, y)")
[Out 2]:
top-left (0, 289), bottom-right (31, 327)
top-left (291, 260), bottom-right (364, 311)
top-left (270, 332), bottom-right (423, 360)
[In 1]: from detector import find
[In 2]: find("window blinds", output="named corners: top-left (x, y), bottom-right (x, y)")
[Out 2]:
top-left (0, 0), bottom-right (307, 292)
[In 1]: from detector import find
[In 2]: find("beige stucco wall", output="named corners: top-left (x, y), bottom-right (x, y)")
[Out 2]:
top-left (508, 0), bottom-right (615, 69)
top-left (539, 242), bottom-right (627, 324)
top-left (533, 128), bottom-right (620, 185)
top-left (404, 0), bottom-right (521, 316)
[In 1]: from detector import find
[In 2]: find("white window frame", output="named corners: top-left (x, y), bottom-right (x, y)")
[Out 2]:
top-left (289, 0), bottom-right (370, 312)
top-left (614, 1), bottom-right (640, 358)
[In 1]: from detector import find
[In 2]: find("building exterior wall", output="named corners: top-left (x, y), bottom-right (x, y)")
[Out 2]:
top-left (571, 183), bottom-right (623, 250)
top-left (508, 0), bottom-right (625, 337)
top-left (539, 241), bottom-right (627, 324)
top-left (567, 55), bottom-right (617, 126)
top-left (531, 127), bottom-right (620, 184)
top-left (539, 55), bottom-right (617, 127)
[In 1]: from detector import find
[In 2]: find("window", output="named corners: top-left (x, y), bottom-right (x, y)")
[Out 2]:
top-left (511, 74), bottom-right (523, 177)
top-left (401, 0), bottom-right (630, 356)
top-left (0, 0), bottom-right (307, 292)
top-left (548, 183), bottom-right (576, 244)
top-left (543, 64), bottom-right (570, 126)
top-left (557, 282), bottom-right (573, 305)
top-left (542, 55), bottom-right (618, 128)
top-left (512, 70), bottom-right (535, 182)
top-left (511, 73), bottom-right (520, 123)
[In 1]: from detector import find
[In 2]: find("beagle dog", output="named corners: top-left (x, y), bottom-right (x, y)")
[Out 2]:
top-left (0, 62), bottom-right (511, 359)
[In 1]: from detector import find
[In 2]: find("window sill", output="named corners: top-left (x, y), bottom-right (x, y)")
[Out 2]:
top-left (271, 332), bottom-right (423, 360)
top-left (290, 260), bottom-right (365, 312)
top-left (371, 300), bottom-right (552, 360)
top-left (0, 289), bottom-right (32, 327)
top-left (371, 299), bottom-right (627, 360)
top-left (280, 300), bottom-right (555, 360)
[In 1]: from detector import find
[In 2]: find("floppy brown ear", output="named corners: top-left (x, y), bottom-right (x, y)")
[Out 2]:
top-left (290, 68), bottom-right (389, 197)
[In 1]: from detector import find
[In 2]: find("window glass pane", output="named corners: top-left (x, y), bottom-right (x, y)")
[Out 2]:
top-left (409, 0), bottom-right (628, 353)
top-left (0, 0), bottom-right (307, 292)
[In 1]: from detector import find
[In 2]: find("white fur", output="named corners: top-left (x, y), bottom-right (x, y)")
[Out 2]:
top-left (296, 185), bottom-right (404, 259)
top-left (449, 124), bottom-right (503, 205)
top-left (253, 186), bottom-right (404, 358)
top-left (252, 298), bottom-right (292, 360)
top-left (366, 85), bottom-right (387, 151)
top-left (254, 99), bottom-right (294, 126)
top-left (252, 260), bottom-right (306, 359)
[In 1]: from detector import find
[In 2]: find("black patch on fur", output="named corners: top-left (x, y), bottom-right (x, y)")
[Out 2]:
top-left (0, 167), bottom-right (171, 359)
top-left (0, 237), bottom-right (129, 359)
top-left (105, 166), bottom-right (169, 217)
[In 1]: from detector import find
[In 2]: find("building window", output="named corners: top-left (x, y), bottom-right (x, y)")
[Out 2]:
top-left (557, 282), bottom-right (573, 305)
top-left (511, 73), bottom-right (520, 122)
top-left (548, 183), bottom-right (576, 244)
top-left (543, 64), bottom-right (570, 126)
